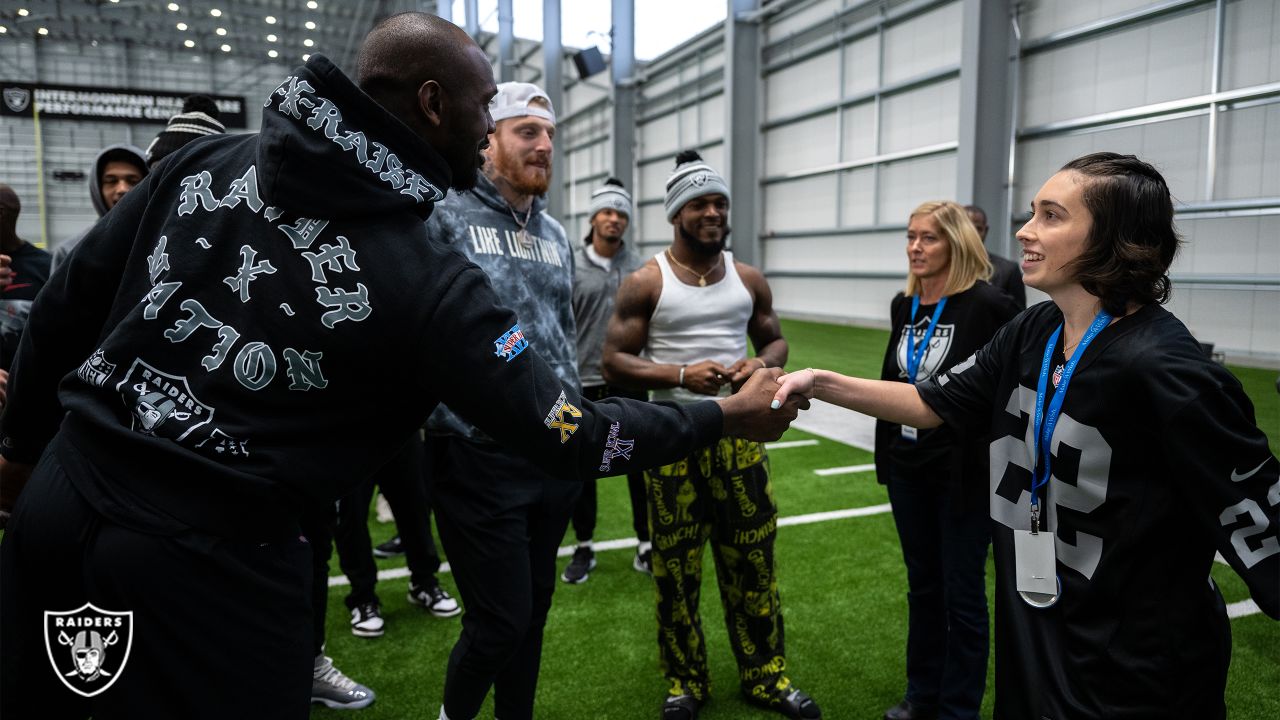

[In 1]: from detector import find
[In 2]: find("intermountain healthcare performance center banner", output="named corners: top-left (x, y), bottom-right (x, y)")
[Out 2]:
top-left (1, 81), bottom-right (247, 128)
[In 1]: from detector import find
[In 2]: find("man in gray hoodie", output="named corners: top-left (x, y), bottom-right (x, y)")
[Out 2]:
top-left (423, 81), bottom-right (576, 720)
top-left (50, 143), bottom-right (148, 271)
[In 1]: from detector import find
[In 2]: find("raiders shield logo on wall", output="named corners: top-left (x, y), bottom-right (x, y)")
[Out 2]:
top-left (44, 603), bottom-right (134, 698)
top-left (3, 87), bottom-right (30, 113)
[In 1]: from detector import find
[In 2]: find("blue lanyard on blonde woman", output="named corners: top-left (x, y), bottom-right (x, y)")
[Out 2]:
top-left (1028, 311), bottom-right (1112, 530)
top-left (906, 295), bottom-right (948, 384)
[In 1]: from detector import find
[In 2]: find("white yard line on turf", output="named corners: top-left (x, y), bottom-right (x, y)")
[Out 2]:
top-left (791, 399), bottom-right (876, 451)
top-left (765, 439), bottom-right (820, 450)
top-left (814, 463), bottom-right (877, 476)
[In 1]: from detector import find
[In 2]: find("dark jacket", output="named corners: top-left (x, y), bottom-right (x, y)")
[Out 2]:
top-left (0, 56), bottom-right (720, 541)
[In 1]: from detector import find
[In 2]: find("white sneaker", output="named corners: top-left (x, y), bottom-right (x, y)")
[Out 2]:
top-left (408, 583), bottom-right (461, 618)
top-left (350, 601), bottom-right (385, 638)
top-left (311, 655), bottom-right (376, 709)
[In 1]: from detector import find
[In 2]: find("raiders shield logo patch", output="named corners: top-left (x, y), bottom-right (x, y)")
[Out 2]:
top-left (44, 603), bottom-right (134, 698)
top-left (3, 87), bottom-right (30, 113)
top-left (117, 359), bottom-right (214, 441)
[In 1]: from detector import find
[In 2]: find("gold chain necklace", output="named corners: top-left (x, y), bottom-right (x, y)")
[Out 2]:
top-left (665, 248), bottom-right (722, 287)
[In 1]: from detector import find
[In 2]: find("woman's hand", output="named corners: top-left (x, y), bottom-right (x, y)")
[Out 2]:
top-left (770, 368), bottom-right (817, 409)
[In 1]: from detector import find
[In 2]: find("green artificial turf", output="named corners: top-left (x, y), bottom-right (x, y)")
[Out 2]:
top-left (314, 317), bottom-right (1278, 719)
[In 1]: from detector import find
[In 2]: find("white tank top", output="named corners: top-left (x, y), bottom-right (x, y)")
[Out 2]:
top-left (646, 250), bottom-right (753, 404)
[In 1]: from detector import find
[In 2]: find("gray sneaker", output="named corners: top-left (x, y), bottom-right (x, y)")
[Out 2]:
top-left (311, 655), bottom-right (376, 709)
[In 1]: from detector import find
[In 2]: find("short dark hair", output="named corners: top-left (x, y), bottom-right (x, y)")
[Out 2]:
top-left (1060, 152), bottom-right (1181, 316)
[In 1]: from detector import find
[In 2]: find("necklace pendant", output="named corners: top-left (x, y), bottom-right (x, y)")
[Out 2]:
top-left (517, 229), bottom-right (531, 247)
top-left (698, 277), bottom-right (707, 287)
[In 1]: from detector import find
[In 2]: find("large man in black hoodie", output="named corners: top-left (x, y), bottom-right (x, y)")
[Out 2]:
top-left (0, 13), bottom-right (802, 720)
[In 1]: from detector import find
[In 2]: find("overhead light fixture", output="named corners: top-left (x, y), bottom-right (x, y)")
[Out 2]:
top-left (266, 34), bottom-right (277, 42)
top-left (184, 39), bottom-right (195, 47)
top-left (110, 0), bottom-right (120, 4)
top-left (37, 27), bottom-right (49, 35)
top-left (265, 15), bottom-right (276, 24)
top-left (307, 1), bottom-right (318, 9)
top-left (304, 21), bottom-right (316, 30)
top-left (220, 44), bottom-right (231, 52)
top-left (176, 22), bottom-right (187, 30)
top-left (268, 49), bottom-right (278, 58)
top-left (0, 26), bottom-right (7, 34)
top-left (167, 3), bottom-right (180, 10)
top-left (303, 38), bottom-right (313, 47)
top-left (18, 9), bottom-right (29, 17)
top-left (210, 8), bottom-right (222, 17)
top-left (215, 27), bottom-right (226, 36)
top-left (302, 53), bottom-right (311, 61)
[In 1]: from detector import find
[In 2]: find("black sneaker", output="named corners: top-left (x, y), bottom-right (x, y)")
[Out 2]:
top-left (561, 546), bottom-right (596, 584)
top-left (633, 546), bottom-right (653, 575)
top-left (407, 583), bottom-right (461, 618)
top-left (662, 693), bottom-right (702, 720)
top-left (746, 686), bottom-right (822, 719)
top-left (372, 535), bottom-right (403, 558)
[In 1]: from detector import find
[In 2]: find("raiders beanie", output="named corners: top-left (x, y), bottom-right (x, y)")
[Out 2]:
top-left (145, 95), bottom-right (226, 167)
top-left (663, 150), bottom-right (730, 222)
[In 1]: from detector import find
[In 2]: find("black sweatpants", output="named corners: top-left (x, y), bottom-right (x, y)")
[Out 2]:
top-left (334, 434), bottom-right (443, 609)
top-left (430, 436), bottom-right (580, 720)
top-left (570, 384), bottom-right (650, 543)
top-left (0, 436), bottom-right (313, 720)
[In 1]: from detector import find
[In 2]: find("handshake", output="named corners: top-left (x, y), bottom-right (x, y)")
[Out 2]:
top-left (716, 367), bottom-right (814, 442)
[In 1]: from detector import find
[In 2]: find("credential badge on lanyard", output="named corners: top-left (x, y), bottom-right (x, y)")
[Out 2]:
top-left (1015, 310), bottom-right (1111, 608)
top-left (900, 295), bottom-right (948, 442)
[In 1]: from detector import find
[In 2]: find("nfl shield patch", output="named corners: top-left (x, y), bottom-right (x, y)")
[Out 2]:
top-left (44, 603), bottom-right (134, 698)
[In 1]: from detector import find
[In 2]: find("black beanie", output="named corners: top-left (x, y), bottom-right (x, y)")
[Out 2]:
top-left (145, 95), bottom-right (226, 167)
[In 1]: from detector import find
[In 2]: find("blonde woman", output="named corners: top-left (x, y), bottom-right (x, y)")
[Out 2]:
top-left (873, 201), bottom-right (1019, 720)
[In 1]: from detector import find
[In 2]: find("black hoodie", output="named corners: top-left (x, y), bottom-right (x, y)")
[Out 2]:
top-left (0, 56), bottom-right (720, 540)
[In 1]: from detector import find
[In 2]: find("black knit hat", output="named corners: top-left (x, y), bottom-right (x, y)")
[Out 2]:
top-left (145, 95), bottom-right (226, 167)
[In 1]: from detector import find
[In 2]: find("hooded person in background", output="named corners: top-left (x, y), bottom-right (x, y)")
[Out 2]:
top-left (50, 144), bottom-right (148, 271)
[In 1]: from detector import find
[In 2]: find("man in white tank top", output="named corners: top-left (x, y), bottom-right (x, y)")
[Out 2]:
top-left (603, 151), bottom-right (822, 720)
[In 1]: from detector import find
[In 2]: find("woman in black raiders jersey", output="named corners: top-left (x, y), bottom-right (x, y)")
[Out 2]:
top-left (773, 153), bottom-right (1277, 720)
top-left (875, 201), bottom-right (1019, 720)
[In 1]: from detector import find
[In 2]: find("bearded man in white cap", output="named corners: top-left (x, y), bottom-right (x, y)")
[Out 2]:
top-left (603, 151), bottom-right (822, 720)
top-left (422, 81), bottom-right (579, 720)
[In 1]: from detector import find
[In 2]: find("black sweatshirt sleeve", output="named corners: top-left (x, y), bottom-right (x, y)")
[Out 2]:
top-left (1162, 369), bottom-right (1279, 618)
top-left (422, 264), bottom-right (722, 481)
top-left (0, 174), bottom-right (155, 464)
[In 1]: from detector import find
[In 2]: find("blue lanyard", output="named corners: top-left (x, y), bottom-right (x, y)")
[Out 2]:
top-left (906, 295), bottom-right (948, 385)
top-left (1030, 311), bottom-right (1112, 513)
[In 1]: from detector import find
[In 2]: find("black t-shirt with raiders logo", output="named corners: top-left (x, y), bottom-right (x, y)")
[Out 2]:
top-left (917, 300), bottom-right (1279, 720)
top-left (873, 281), bottom-right (1020, 506)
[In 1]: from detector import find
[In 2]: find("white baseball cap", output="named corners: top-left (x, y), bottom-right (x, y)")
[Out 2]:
top-left (489, 82), bottom-right (556, 126)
